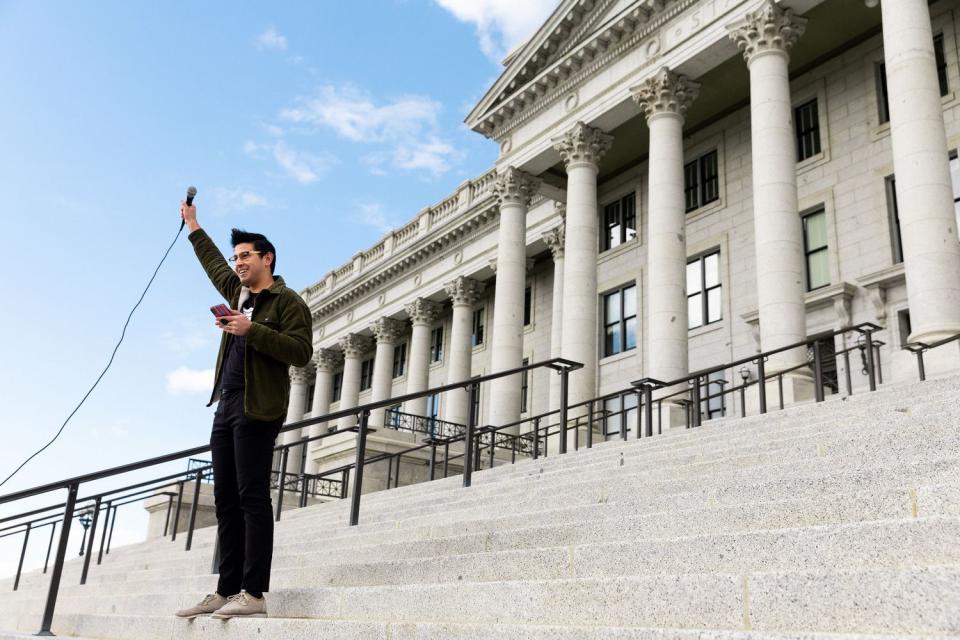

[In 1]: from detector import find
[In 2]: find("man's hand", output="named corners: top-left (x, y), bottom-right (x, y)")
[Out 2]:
top-left (216, 312), bottom-right (252, 337)
top-left (181, 201), bottom-right (201, 233)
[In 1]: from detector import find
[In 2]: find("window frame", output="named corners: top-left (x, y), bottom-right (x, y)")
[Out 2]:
top-left (686, 250), bottom-right (722, 330)
top-left (429, 325), bottom-right (444, 363)
top-left (520, 357), bottom-right (529, 414)
top-left (332, 371), bottom-right (343, 403)
top-left (684, 149), bottom-right (720, 213)
top-left (795, 98), bottom-right (822, 162)
top-left (602, 283), bottom-right (638, 357)
top-left (359, 357), bottom-right (375, 391)
top-left (471, 307), bottom-right (485, 347)
top-left (600, 192), bottom-right (637, 252)
top-left (802, 208), bottom-right (830, 292)
top-left (392, 342), bottom-right (407, 378)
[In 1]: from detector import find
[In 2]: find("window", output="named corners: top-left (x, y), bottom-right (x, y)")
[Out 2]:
top-left (885, 175), bottom-right (903, 264)
top-left (684, 150), bottom-right (720, 213)
top-left (795, 99), bottom-right (821, 162)
top-left (386, 403), bottom-right (402, 428)
top-left (523, 286), bottom-right (533, 326)
top-left (603, 393), bottom-right (638, 437)
top-left (430, 326), bottom-right (444, 363)
top-left (949, 152), bottom-right (960, 235)
top-left (472, 308), bottom-right (485, 346)
top-left (426, 393), bottom-right (441, 435)
top-left (601, 192), bottom-right (637, 251)
top-left (687, 251), bottom-right (722, 330)
top-left (392, 343), bottom-right (407, 378)
top-left (699, 371), bottom-right (727, 421)
top-left (603, 284), bottom-right (637, 357)
top-left (332, 372), bottom-right (343, 402)
top-left (305, 384), bottom-right (315, 412)
top-left (802, 209), bottom-right (830, 291)
top-left (935, 33), bottom-right (949, 97)
top-left (359, 358), bottom-right (374, 391)
top-left (520, 358), bottom-right (529, 414)
top-left (898, 309), bottom-right (913, 346)
top-left (877, 36), bottom-right (948, 124)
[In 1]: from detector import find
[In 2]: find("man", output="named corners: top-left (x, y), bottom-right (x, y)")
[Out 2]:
top-left (175, 201), bottom-right (313, 620)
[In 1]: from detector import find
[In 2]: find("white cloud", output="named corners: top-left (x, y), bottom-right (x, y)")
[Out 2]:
top-left (433, 0), bottom-right (559, 61)
top-left (271, 140), bottom-right (335, 184)
top-left (256, 27), bottom-right (287, 51)
top-left (166, 367), bottom-right (214, 396)
top-left (279, 85), bottom-right (460, 176)
top-left (209, 187), bottom-right (269, 216)
top-left (354, 201), bottom-right (402, 233)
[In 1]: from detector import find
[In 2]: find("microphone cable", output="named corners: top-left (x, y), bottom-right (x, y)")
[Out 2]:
top-left (0, 219), bottom-right (187, 489)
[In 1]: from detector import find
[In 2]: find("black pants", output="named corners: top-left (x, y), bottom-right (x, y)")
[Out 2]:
top-left (210, 388), bottom-right (282, 597)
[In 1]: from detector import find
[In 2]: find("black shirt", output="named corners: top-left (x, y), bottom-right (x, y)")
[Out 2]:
top-left (220, 293), bottom-right (258, 391)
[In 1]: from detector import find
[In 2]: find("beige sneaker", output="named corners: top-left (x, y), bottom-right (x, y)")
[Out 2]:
top-left (210, 591), bottom-right (267, 619)
top-left (175, 593), bottom-right (228, 619)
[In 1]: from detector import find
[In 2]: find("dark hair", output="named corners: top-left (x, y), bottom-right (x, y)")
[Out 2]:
top-left (231, 228), bottom-right (277, 274)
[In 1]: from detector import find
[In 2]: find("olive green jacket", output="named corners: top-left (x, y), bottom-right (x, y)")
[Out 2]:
top-left (189, 228), bottom-right (313, 421)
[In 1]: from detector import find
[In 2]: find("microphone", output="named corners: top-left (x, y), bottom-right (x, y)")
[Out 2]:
top-left (181, 186), bottom-right (197, 230)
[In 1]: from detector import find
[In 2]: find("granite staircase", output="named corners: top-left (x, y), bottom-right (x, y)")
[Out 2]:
top-left (1, 373), bottom-right (958, 639)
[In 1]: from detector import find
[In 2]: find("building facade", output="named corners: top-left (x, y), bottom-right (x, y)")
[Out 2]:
top-left (285, 0), bottom-right (960, 486)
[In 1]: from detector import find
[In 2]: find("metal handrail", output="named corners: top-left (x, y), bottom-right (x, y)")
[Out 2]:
top-left (903, 331), bottom-right (960, 381)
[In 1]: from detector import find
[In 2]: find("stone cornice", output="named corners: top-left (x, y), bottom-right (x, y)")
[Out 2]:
top-left (630, 66), bottom-right (700, 120)
top-left (370, 317), bottom-right (408, 345)
top-left (493, 166), bottom-right (541, 208)
top-left (553, 121), bottom-right (614, 168)
top-left (444, 276), bottom-right (486, 307)
top-left (727, 0), bottom-right (807, 64)
top-left (471, 0), bottom-right (698, 140)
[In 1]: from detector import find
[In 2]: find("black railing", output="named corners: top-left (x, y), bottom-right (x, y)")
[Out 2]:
top-left (904, 331), bottom-right (960, 381)
top-left (383, 409), bottom-right (465, 439)
top-left (0, 357), bottom-right (580, 636)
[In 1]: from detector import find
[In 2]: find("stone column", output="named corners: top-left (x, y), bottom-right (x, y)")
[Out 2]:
top-left (443, 276), bottom-right (486, 427)
top-left (369, 317), bottom-right (408, 428)
top-left (542, 218), bottom-right (566, 416)
top-left (281, 363), bottom-right (315, 478)
top-left (488, 167), bottom-right (540, 429)
top-left (305, 348), bottom-right (341, 475)
top-left (728, 2), bottom-right (808, 371)
top-left (632, 68), bottom-right (700, 395)
top-left (336, 333), bottom-right (373, 432)
top-left (403, 298), bottom-right (443, 417)
top-left (881, 0), bottom-right (960, 344)
top-left (553, 122), bottom-right (613, 406)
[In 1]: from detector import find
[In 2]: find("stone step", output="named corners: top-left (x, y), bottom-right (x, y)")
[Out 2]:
top-left (8, 566), bottom-right (960, 636)
top-left (8, 616), bottom-right (953, 640)
top-left (11, 452), bottom-right (957, 592)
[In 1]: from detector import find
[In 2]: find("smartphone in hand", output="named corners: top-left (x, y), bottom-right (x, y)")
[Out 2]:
top-left (210, 304), bottom-right (233, 325)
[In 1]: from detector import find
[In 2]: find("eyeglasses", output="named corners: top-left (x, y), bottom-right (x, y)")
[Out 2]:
top-left (228, 251), bottom-right (265, 263)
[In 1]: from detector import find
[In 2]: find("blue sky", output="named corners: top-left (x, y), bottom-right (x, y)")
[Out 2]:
top-left (0, 0), bottom-right (559, 575)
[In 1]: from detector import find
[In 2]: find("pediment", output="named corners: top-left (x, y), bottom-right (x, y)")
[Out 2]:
top-left (466, 0), bottom-right (671, 138)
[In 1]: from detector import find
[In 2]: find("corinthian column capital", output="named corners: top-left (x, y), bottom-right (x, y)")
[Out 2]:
top-left (631, 67), bottom-right (700, 121)
top-left (370, 317), bottom-right (408, 345)
top-left (289, 363), bottom-right (315, 385)
top-left (727, 0), bottom-right (807, 64)
top-left (314, 347), bottom-right (343, 373)
top-left (493, 166), bottom-right (541, 208)
top-left (552, 121), bottom-right (613, 169)
top-left (542, 223), bottom-right (566, 261)
top-left (404, 298), bottom-right (443, 326)
top-left (444, 276), bottom-right (486, 307)
top-left (338, 333), bottom-right (373, 359)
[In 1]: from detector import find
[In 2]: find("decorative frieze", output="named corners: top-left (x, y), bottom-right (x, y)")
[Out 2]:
top-left (370, 317), bottom-right (408, 345)
top-left (630, 67), bottom-right (700, 120)
top-left (727, 0), bottom-right (807, 63)
top-left (338, 333), bottom-right (373, 359)
top-left (404, 298), bottom-right (444, 326)
top-left (492, 166), bottom-right (541, 208)
top-left (444, 277), bottom-right (486, 307)
top-left (553, 121), bottom-right (614, 168)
